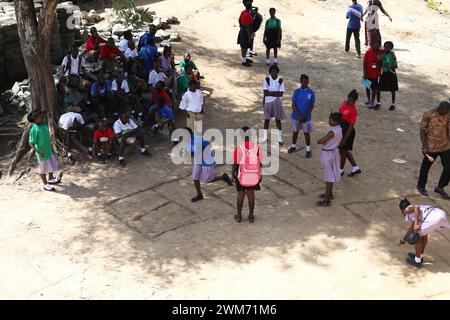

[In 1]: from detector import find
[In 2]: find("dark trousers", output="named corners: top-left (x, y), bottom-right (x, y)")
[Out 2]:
top-left (345, 28), bottom-right (361, 54)
top-left (418, 149), bottom-right (450, 189)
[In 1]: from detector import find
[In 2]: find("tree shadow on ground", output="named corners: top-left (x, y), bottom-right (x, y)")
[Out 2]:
top-left (7, 26), bottom-right (450, 295)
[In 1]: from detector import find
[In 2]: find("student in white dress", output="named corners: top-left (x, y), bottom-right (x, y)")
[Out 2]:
top-left (399, 199), bottom-right (450, 268)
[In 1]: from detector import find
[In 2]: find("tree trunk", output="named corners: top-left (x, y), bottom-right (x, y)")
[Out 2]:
top-left (8, 0), bottom-right (59, 176)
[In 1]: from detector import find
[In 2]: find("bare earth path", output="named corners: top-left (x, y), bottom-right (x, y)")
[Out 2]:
top-left (0, 0), bottom-right (450, 299)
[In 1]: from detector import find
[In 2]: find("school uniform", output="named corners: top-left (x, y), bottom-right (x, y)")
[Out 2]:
top-left (363, 48), bottom-right (383, 89)
top-left (291, 87), bottom-right (315, 133)
top-left (379, 51), bottom-right (398, 92)
top-left (264, 17), bottom-right (282, 49)
top-left (338, 100), bottom-right (358, 151)
top-left (29, 123), bottom-right (58, 174)
top-left (263, 76), bottom-right (286, 120)
top-left (233, 141), bottom-right (262, 192)
top-left (405, 205), bottom-right (450, 237)
top-left (179, 89), bottom-right (204, 133)
top-left (237, 9), bottom-right (254, 49)
top-left (190, 137), bottom-right (216, 183)
top-left (320, 125), bottom-right (343, 183)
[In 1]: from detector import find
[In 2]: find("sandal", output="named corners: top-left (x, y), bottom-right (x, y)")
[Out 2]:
top-left (234, 214), bottom-right (242, 223)
top-left (319, 193), bottom-right (334, 200)
top-left (248, 214), bottom-right (255, 223)
top-left (316, 199), bottom-right (331, 206)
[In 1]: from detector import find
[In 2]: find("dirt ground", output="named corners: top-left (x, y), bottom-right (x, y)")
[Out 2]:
top-left (1, 0), bottom-right (450, 299)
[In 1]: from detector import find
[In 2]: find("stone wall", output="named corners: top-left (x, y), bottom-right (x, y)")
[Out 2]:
top-left (0, 1), bottom-right (81, 89)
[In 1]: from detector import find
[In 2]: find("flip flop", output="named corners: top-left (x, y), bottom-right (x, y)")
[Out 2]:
top-left (234, 214), bottom-right (242, 223)
top-left (248, 214), bottom-right (255, 223)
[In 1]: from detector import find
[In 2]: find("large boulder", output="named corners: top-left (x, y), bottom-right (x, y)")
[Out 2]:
top-left (155, 29), bottom-right (170, 41)
top-left (112, 23), bottom-right (129, 36)
top-left (170, 32), bottom-right (181, 42)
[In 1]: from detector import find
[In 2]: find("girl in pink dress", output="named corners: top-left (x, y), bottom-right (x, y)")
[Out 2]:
top-left (316, 112), bottom-right (343, 206)
top-left (399, 199), bottom-right (450, 268)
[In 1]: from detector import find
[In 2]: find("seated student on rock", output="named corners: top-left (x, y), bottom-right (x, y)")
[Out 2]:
top-left (149, 81), bottom-right (172, 108)
top-left (179, 52), bottom-right (201, 79)
top-left (90, 73), bottom-right (113, 118)
top-left (93, 119), bottom-right (115, 162)
top-left (126, 70), bottom-right (148, 121)
top-left (138, 24), bottom-right (157, 52)
top-left (119, 30), bottom-right (133, 53)
top-left (99, 37), bottom-right (126, 73)
top-left (139, 36), bottom-right (158, 78)
top-left (111, 72), bottom-right (131, 114)
top-left (183, 127), bottom-right (233, 203)
top-left (158, 46), bottom-right (177, 92)
top-left (124, 40), bottom-right (139, 62)
top-left (113, 111), bottom-right (151, 166)
top-left (58, 111), bottom-right (93, 165)
top-left (56, 76), bottom-right (71, 113)
top-left (148, 59), bottom-right (168, 88)
top-left (84, 27), bottom-right (106, 62)
top-left (61, 44), bottom-right (86, 89)
top-left (149, 96), bottom-right (176, 141)
top-left (176, 65), bottom-right (196, 100)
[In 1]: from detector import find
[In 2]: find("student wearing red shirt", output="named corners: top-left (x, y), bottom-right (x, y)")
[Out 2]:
top-left (93, 119), bottom-right (115, 161)
top-left (338, 90), bottom-right (361, 177)
top-left (99, 38), bottom-right (126, 72)
top-left (237, 2), bottom-right (254, 67)
top-left (84, 27), bottom-right (106, 62)
top-left (363, 40), bottom-right (383, 109)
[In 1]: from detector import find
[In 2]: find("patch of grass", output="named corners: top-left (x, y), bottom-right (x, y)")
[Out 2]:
top-left (426, 0), bottom-right (449, 14)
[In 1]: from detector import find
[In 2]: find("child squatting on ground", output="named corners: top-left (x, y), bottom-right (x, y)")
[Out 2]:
top-left (28, 110), bottom-right (63, 191)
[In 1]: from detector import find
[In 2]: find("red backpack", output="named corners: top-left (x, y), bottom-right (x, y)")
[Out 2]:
top-left (237, 142), bottom-right (261, 187)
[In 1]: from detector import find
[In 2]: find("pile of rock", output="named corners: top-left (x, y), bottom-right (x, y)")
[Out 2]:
top-left (0, 79), bottom-right (32, 116)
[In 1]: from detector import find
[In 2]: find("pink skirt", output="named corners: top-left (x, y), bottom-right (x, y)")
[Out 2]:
top-left (192, 164), bottom-right (216, 183)
top-left (320, 149), bottom-right (341, 183)
top-left (38, 154), bottom-right (58, 174)
top-left (264, 98), bottom-right (286, 120)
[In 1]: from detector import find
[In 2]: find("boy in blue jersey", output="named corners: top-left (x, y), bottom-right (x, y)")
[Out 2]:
top-left (149, 96), bottom-right (176, 143)
top-left (345, 0), bottom-right (364, 58)
top-left (288, 74), bottom-right (315, 158)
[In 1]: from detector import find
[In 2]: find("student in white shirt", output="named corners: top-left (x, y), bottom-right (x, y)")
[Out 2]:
top-left (118, 30), bottom-right (133, 53)
top-left (113, 111), bottom-right (151, 166)
top-left (262, 65), bottom-right (286, 145)
top-left (61, 45), bottom-right (85, 76)
top-left (179, 80), bottom-right (204, 134)
top-left (148, 59), bottom-right (167, 88)
top-left (111, 72), bottom-right (131, 114)
top-left (124, 41), bottom-right (138, 60)
top-left (58, 111), bottom-right (92, 165)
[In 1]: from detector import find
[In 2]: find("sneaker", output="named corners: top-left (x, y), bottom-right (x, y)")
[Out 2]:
top-left (434, 187), bottom-right (450, 199)
top-left (347, 169), bottom-right (362, 177)
top-left (43, 184), bottom-right (55, 192)
top-left (141, 149), bottom-right (152, 156)
top-left (417, 186), bottom-right (428, 196)
top-left (119, 159), bottom-right (126, 167)
top-left (249, 51), bottom-right (257, 56)
top-left (374, 103), bottom-right (381, 110)
top-left (266, 60), bottom-right (271, 66)
top-left (306, 150), bottom-right (312, 158)
top-left (48, 172), bottom-right (63, 185)
top-left (191, 194), bottom-right (204, 202)
top-left (340, 171), bottom-right (344, 176)
top-left (288, 146), bottom-right (296, 154)
top-left (408, 252), bottom-right (424, 262)
top-left (246, 58), bottom-right (254, 63)
top-left (405, 256), bottom-right (422, 268)
top-left (68, 156), bottom-right (76, 165)
top-left (357, 53), bottom-right (361, 58)
top-left (389, 105), bottom-right (396, 111)
top-left (223, 173), bottom-right (233, 186)
top-left (241, 61), bottom-right (252, 67)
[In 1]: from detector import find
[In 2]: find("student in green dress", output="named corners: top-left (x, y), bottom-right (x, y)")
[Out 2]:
top-left (179, 52), bottom-right (200, 77)
top-left (28, 110), bottom-right (62, 192)
top-left (176, 65), bottom-right (195, 99)
top-left (379, 41), bottom-right (398, 111)
top-left (263, 8), bottom-right (282, 66)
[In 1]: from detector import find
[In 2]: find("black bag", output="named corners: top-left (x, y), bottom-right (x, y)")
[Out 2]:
top-left (265, 77), bottom-right (283, 86)
top-left (251, 12), bottom-right (263, 32)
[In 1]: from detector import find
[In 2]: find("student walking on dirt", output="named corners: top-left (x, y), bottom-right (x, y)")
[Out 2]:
top-left (399, 199), bottom-right (450, 268)
top-left (262, 65), bottom-right (285, 146)
top-left (231, 127), bottom-right (263, 223)
top-left (417, 101), bottom-right (450, 199)
top-left (288, 74), bottom-right (315, 158)
top-left (28, 111), bottom-right (62, 192)
top-left (362, 0), bottom-right (392, 48)
top-left (263, 7), bottom-right (282, 65)
top-left (379, 41), bottom-right (398, 111)
top-left (339, 90), bottom-right (362, 177)
top-left (345, 0), bottom-right (364, 58)
top-left (317, 112), bottom-right (343, 207)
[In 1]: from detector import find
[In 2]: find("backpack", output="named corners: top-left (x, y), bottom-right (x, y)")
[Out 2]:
top-left (237, 143), bottom-right (261, 187)
top-left (265, 77), bottom-right (283, 86)
top-left (251, 12), bottom-right (263, 32)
